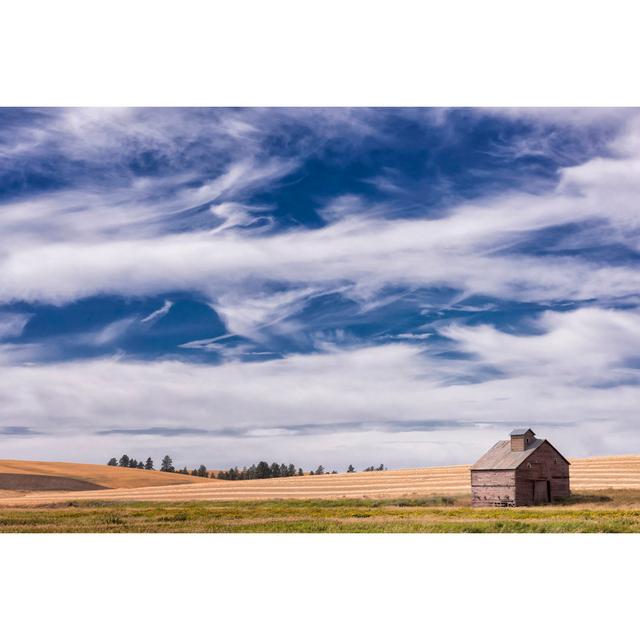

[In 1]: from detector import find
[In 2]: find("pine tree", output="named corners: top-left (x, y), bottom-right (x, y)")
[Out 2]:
top-left (160, 455), bottom-right (175, 473)
top-left (297, 468), bottom-right (304, 476)
top-left (118, 454), bottom-right (130, 467)
top-left (255, 461), bottom-right (270, 479)
top-left (270, 462), bottom-right (281, 478)
top-left (315, 465), bottom-right (324, 475)
top-left (107, 458), bottom-right (118, 466)
top-left (137, 461), bottom-right (144, 469)
top-left (347, 464), bottom-right (355, 473)
top-left (287, 464), bottom-right (296, 477)
top-left (128, 458), bottom-right (138, 468)
top-left (144, 457), bottom-right (154, 470)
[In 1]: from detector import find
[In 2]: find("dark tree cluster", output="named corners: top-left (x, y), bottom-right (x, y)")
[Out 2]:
top-left (107, 455), bottom-right (154, 470)
top-left (363, 464), bottom-right (386, 472)
top-left (176, 464), bottom-right (209, 477)
top-left (217, 461), bottom-right (303, 480)
top-left (307, 466), bottom-right (339, 475)
top-left (107, 454), bottom-right (210, 477)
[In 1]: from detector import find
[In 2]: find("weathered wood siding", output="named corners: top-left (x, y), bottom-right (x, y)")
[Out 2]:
top-left (514, 441), bottom-right (570, 505)
top-left (471, 470), bottom-right (516, 506)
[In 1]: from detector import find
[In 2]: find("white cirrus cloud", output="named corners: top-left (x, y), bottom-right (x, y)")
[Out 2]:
top-left (0, 312), bottom-right (31, 340)
top-left (141, 300), bottom-right (174, 324)
top-left (2, 112), bottom-right (640, 312)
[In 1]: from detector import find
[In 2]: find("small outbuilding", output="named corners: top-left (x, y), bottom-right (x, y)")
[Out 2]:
top-left (471, 429), bottom-right (570, 507)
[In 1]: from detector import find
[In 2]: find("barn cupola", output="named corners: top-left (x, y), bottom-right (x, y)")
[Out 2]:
top-left (510, 428), bottom-right (535, 452)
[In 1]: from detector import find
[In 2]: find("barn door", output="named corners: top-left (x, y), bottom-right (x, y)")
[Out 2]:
top-left (533, 480), bottom-right (549, 505)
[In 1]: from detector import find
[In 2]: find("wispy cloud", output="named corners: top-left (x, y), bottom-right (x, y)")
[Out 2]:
top-left (141, 300), bottom-right (174, 324)
top-left (0, 312), bottom-right (30, 340)
top-left (441, 307), bottom-right (640, 387)
top-left (97, 427), bottom-right (210, 437)
top-left (0, 426), bottom-right (43, 437)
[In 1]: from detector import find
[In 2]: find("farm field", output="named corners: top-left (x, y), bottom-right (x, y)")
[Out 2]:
top-left (1, 455), bottom-right (640, 531)
top-left (0, 459), bottom-right (213, 500)
top-left (1, 454), bottom-right (640, 506)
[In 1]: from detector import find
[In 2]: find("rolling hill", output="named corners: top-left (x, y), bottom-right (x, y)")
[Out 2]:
top-left (0, 459), bottom-right (215, 499)
top-left (1, 454), bottom-right (640, 506)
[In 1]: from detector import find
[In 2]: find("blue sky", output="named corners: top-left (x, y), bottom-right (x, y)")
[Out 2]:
top-left (0, 107), bottom-right (639, 469)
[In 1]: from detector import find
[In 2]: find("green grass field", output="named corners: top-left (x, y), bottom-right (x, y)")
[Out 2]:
top-left (2, 491), bottom-right (640, 532)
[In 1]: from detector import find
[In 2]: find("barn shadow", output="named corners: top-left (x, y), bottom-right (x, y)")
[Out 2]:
top-left (554, 493), bottom-right (612, 505)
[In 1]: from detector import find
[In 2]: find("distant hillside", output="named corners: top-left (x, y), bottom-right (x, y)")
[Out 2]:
top-left (0, 459), bottom-right (215, 494)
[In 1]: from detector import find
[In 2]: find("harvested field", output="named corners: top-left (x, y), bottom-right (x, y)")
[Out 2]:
top-left (1, 454), bottom-right (639, 506)
top-left (0, 459), bottom-right (215, 497)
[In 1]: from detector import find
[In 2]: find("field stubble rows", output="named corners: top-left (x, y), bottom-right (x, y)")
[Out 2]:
top-left (2, 455), bottom-right (640, 506)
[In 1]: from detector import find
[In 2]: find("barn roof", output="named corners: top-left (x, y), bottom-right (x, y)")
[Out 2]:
top-left (471, 438), bottom-right (545, 470)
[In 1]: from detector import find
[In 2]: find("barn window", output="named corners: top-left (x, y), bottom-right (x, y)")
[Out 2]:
top-left (554, 457), bottom-right (558, 464)
top-left (527, 463), bottom-right (531, 468)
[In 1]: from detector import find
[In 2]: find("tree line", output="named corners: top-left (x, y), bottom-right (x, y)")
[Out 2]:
top-left (107, 455), bottom-right (385, 478)
top-left (107, 454), bottom-right (179, 473)
top-left (177, 464), bottom-right (210, 477)
top-left (107, 454), bottom-right (155, 470)
top-left (218, 461), bottom-right (302, 480)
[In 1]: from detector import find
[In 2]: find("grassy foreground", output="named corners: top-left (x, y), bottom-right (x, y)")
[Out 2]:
top-left (2, 492), bottom-right (640, 532)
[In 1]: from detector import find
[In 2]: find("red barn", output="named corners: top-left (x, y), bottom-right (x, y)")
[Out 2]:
top-left (471, 429), bottom-right (570, 507)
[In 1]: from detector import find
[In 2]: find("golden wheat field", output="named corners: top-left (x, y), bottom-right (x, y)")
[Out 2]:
top-left (1, 454), bottom-right (640, 506)
top-left (0, 458), bottom-right (212, 501)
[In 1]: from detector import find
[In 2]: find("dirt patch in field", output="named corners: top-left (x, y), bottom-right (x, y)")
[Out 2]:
top-left (0, 473), bottom-right (107, 492)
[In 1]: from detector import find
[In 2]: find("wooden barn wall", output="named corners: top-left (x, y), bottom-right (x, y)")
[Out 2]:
top-left (471, 470), bottom-right (516, 506)
top-left (515, 441), bottom-right (570, 505)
